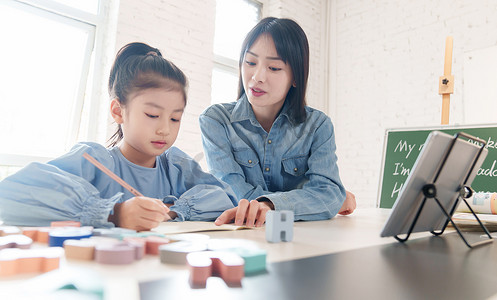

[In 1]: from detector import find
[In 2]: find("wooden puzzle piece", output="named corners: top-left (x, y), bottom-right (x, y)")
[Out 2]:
top-left (265, 210), bottom-right (294, 242)
top-left (226, 247), bottom-right (267, 275)
top-left (186, 251), bottom-right (244, 288)
top-left (63, 239), bottom-right (96, 261)
top-left (94, 242), bottom-right (143, 264)
top-left (92, 227), bottom-right (136, 240)
top-left (49, 228), bottom-right (93, 247)
top-left (50, 221), bottom-right (81, 227)
top-left (206, 239), bottom-right (267, 275)
top-left (0, 247), bottom-right (64, 276)
top-left (159, 241), bottom-right (208, 264)
top-left (0, 235), bottom-right (33, 250)
top-left (0, 226), bottom-right (21, 236)
top-left (22, 227), bottom-right (52, 243)
top-left (123, 236), bottom-right (171, 255)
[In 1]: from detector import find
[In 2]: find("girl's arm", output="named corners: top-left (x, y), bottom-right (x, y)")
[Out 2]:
top-left (0, 143), bottom-right (122, 227)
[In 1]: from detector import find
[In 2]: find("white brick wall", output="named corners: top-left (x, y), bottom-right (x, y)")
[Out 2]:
top-left (112, 0), bottom-right (330, 166)
top-left (333, 1), bottom-right (497, 207)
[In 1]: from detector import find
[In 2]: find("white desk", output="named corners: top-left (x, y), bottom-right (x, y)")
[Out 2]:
top-left (0, 208), bottom-right (436, 300)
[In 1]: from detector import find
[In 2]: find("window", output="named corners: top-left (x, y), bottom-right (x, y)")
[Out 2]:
top-left (0, 0), bottom-right (106, 179)
top-left (211, 0), bottom-right (261, 104)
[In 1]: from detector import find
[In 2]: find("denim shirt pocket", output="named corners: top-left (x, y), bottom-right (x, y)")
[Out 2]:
top-left (233, 148), bottom-right (259, 168)
top-left (282, 155), bottom-right (308, 177)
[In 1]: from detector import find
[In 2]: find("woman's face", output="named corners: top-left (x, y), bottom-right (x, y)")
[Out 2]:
top-left (242, 34), bottom-right (294, 117)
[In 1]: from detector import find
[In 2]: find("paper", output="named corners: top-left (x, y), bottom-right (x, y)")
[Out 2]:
top-left (150, 221), bottom-right (251, 235)
top-left (450, 212), bottom-right (497, 231)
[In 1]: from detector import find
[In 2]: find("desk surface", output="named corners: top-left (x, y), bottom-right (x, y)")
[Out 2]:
top-left (3, 208), bottom-right (491, 300)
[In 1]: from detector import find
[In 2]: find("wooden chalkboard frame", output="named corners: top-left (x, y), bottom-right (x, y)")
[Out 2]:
top-left (378, 123), bottom-right (497, 209)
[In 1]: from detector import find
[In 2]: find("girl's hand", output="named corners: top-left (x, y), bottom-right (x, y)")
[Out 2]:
top-left (338, 190), bottom-right (356, 215)
top-left (215, 199), bottom-right (273, 227)
top-left (110, 197), bottom-right (171, 231)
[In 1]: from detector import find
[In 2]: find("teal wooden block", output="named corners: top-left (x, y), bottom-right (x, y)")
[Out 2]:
top-left (228, 247), bottom-right (267, 275)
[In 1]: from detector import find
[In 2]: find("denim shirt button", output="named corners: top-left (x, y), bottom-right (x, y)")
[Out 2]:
top-left (248, 160), bottom-right (252, 164)
top-left (268, 139), bottom-right (272, 144)
top-left (265, 167), bottom-right (270, 172)
top-left (294, 168), bottom-right (298, 172)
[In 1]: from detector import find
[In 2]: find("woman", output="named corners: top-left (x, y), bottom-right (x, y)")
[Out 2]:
top-left (200, 17), bottom-right (355, 227)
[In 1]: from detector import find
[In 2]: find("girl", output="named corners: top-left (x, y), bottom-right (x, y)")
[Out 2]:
top-left (0, 42), bottom-right (237, 231)
top-left (200, 17), bottom-right (356, 227)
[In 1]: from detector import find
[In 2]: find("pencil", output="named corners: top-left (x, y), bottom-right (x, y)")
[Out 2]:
top-left (83, 152), bottom-right (143, 197)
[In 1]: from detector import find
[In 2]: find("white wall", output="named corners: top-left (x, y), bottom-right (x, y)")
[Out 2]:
top-left (113, 0), bottom-right (330, 163)
top-left (332, 1), bottom-right (497, 207)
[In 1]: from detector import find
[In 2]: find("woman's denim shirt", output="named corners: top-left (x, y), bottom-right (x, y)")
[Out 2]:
top-left (199, 95), bottom-right (346, 221)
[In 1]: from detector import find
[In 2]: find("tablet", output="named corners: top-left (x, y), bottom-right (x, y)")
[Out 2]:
top-left (381, 131), bottom-right (488, 237)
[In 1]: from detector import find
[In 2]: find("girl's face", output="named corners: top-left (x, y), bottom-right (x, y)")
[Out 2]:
top-left (111, 87), bottom-right (185, 168)
top-left (242, 34), bottom-right (294, 118)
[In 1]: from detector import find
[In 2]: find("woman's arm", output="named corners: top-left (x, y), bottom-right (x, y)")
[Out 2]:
top-left (213, 116), bottom-right (347, 225)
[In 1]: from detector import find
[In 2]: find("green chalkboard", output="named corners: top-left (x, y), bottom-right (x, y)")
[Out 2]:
top-left (378, 124), bottom-right (497, 208)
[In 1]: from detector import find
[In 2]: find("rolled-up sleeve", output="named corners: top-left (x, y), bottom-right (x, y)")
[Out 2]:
top-left (0, 162), bottom-right (120, 227)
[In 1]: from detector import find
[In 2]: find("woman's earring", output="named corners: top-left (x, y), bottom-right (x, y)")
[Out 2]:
top-left (292, 82), bottom-right (297, 87)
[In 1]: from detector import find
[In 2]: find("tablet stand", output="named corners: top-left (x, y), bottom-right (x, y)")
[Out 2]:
top-left (394, 132), bottom-right (493, 248)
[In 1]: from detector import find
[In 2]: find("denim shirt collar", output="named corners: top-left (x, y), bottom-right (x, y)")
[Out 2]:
top-left (230, 94), bottom-right (294, 127)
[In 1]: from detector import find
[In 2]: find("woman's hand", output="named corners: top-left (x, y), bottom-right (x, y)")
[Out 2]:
top-left (110, 197), bottom-right (171, 231)
top-left (215, 199), bottom-right (273, 227)
top-left (338, 190), bottom-right (356, 215)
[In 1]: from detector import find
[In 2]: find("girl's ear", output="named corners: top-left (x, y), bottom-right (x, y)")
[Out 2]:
top-left (110, 98), bottom-right (124, 124)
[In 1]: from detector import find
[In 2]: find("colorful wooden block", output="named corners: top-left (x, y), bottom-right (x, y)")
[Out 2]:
top-left (0, 247), bottom-right (64, 276)
top-left (186, 251), bottom-right (245, 288)
top-left (227, 247), bottom-right (267, 275)
top-left (159, 241), bottom-right (208, 265)
top-left (92, 227), bottom-right (136, 240)
top-left (63, 239), bottom-right (96, 261)
top-left (22, 227), bottom-right (51, 243)
top-left (123, 236), bottom-right (171, 255)
top-left (265, 210), bottom-right (294, 243)
top-left (94, 242), bottom-right (141, 265)
top-left (206, 238), bottom-right (267, 275)
top-left (0, 235), bottom-right (33, 250)
top-left (50, 221), bottom-right (81, 227)
top-left (49, 228), bottom-right (93, 247)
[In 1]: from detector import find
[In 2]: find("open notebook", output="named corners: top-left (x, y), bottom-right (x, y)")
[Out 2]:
top-left (150, 222), bottom-right (253, 235)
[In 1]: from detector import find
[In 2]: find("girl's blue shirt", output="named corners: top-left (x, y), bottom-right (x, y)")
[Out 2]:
top-left (0, 142), bottom-right (237, 227)
top-left (199, 95), bottom-right (346, 221)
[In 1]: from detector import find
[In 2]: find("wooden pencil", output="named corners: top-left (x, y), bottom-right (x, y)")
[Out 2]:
top-left (82, 152), bottom-right (143, 197)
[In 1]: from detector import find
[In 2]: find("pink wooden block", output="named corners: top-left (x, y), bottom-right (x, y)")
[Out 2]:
top-left (123, 236), bottom-right (170, 256)
top-left (186, 251), bottom-right (245, 288)
top-left (0, 247), bottom-right (63, 277)
top-left (50, 221), bottom-right (81, 227)
top-left (94, 243), bottom-right (136, 265)
top-left (0, 235), bottom-right (33, 250)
